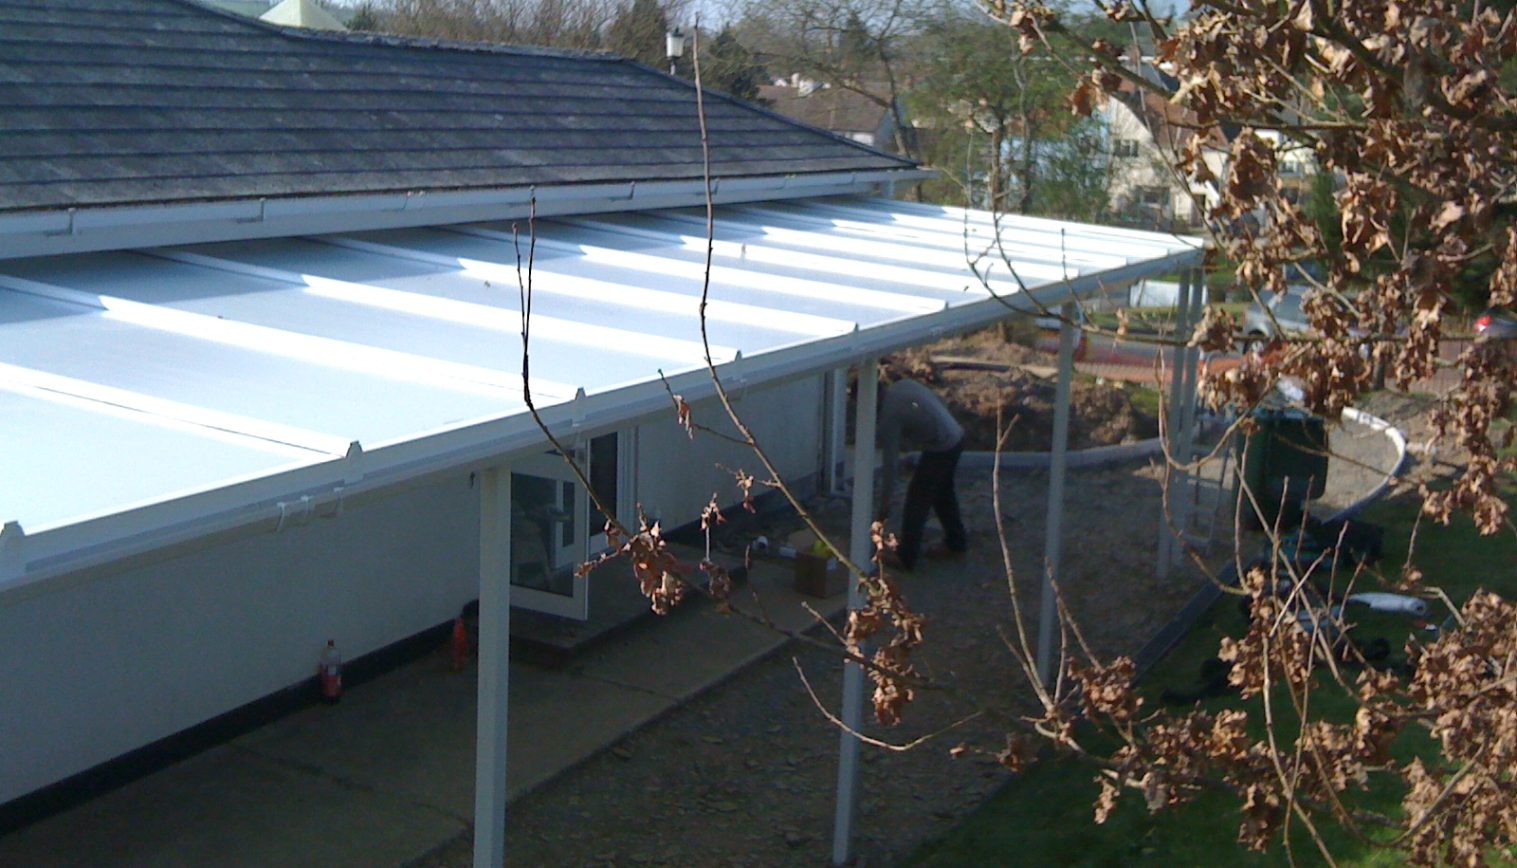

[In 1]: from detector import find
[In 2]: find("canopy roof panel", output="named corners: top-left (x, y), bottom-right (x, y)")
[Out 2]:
top-left (0, 196), bottom-right (1201, 588)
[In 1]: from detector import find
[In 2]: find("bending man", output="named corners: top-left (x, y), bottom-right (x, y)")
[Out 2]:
top-left (876, 377), bottom-right (968, 569)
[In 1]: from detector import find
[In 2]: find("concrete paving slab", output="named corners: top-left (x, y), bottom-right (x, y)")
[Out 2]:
top-left (235, 656), bottom-right (673, 819)
top-left (0, 744), bottom-right (465, 868)
top-left (570, 560), bottom-right (845, 702)
top-left (510, 543), bottom-right (745, 663)
top-left (233, 652), bottom-right (481, 820)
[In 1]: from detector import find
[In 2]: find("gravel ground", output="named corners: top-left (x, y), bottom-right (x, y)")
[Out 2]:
top-left (1318, 409), bottom-right (1405, 514)
top-left (409, 402), bottom-right (1410, 868)
top-left (412, 462), bottom-right (1193, 868)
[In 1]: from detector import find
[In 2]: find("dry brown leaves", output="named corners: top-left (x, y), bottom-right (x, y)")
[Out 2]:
top-left (983, 0), bottom-right (1517, 854)
top-left (844, 521), bottom-right (928, 727)
top-left (1401, 592), bottom-right (1517, 865)
top-left (584, 508), bottom-right (688, 615)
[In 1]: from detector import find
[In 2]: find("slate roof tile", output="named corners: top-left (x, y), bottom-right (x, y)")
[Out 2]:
top-left (0, 0), bottom-right (914, 212)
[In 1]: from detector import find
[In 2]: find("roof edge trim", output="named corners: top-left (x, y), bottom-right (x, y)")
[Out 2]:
top-left (0, 169), bottom-right (935, 260)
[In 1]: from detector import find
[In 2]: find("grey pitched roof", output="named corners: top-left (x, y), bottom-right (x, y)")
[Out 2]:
top-left (0, 0), bottom-right (915, 214)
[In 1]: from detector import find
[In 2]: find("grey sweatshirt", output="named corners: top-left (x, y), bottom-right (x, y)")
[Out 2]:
top-left (876, 379), bottom-right (964, 514)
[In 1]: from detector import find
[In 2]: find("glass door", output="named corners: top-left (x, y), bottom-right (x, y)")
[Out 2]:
top-left (510, 450), bottom-right (590, 620)
top-left (507, 433), bottom-right (628, 621)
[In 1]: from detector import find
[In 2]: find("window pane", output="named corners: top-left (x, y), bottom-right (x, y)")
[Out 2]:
top-left (510, 471), bottom-right (577, 597)
top-left (590, 432), bottom-right (618, 534)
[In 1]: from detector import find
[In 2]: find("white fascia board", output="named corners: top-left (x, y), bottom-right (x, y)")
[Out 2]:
top-left (0, 241), bottom-right (1199, 597)
top-left (0, 170), bottom-right (935, 261)
top-left (2, 451), bottom-right (349, 595)
top-left (0, 400), bottom-right (578, 597)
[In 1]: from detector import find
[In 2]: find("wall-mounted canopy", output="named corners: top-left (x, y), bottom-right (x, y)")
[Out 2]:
top-left (0, 196), bottom-right (1200, 589)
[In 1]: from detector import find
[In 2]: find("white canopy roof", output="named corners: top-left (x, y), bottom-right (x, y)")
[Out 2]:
top-left (0, 196), bottom-right (1200, 588)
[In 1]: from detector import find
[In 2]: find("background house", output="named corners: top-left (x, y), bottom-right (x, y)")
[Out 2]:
top-left (1099, 62), bottom-right (1231, 230)
top-left (758, 76), bottom-right (906, 152)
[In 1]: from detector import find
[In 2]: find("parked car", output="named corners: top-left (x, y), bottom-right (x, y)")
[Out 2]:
top-left (1240, 286), bottom-right (1311, 354)
top-left (1033, 305), bottom-right (1086, 330)
top-left (1031, 307), bottom-right (1089, 359)
top-left (1475, 307), bottom-right (1517, 340)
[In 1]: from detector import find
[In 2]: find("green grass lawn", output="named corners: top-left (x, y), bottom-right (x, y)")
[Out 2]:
top-left (1120, 380), bottom-right (1163, 419)
top-left (910, 488), bottom-right (1517, 866)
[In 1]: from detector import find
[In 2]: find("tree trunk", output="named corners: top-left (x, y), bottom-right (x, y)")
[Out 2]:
top-left (1019, 129), bottom-right (1036, 214)
top-left (988, 127), bottom-right (1005, 212)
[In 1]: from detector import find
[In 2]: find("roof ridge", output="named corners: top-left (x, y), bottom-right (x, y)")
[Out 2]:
top-left (168, 0), bottom-right (625, 62)
top-left (159, 0), bottom-right (906, 165)
top-left (3, 0), bottom-right (918, 215)
top-left (625, 57), bottom-right (910, 166)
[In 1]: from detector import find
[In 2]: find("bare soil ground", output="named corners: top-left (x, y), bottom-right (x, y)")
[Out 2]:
top-left (888, 329), bottom-right (1160, 452)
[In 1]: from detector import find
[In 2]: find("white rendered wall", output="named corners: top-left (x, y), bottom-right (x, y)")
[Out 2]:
top-left (634, 375), bottom-right (825, 525)
top-left (0, 474), bottom-right (480, 805)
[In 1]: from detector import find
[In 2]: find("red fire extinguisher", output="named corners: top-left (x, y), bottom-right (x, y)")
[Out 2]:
top-left (450, 617), bottom-right (471, 672)
top-left (319, 639), bottom-right (343, 704)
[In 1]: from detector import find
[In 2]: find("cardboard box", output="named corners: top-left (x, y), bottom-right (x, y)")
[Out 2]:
top-left (795, 552), bottom-right (847, 598)
top-left (789, 529), bottom-right (847, 597)
top-left (787, 528), bottom-right (822, 554)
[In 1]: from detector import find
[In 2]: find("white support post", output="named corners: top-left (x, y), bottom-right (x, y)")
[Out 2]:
top-left (1036, 304), bottom-right (1078, 688)
top-left (1170, 268), bottom-right (1207, 566)
top-left (474, 465), bottom-right (512, 868)
top-left (833, 356), bottom-right (877, 866)
top-left (1157, 271), bottom-right (1194, 580)
top-left (1186, 268), bottom-right (1207, 444)
top-left (824, 367), bottom-right (848, 494)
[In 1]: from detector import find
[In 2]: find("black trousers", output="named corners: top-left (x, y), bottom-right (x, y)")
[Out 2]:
top-left (898, 439), bottom-right (967, 568)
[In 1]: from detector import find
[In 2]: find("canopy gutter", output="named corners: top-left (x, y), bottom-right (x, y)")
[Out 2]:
top-left (0, 170), bottom-right (936, 261)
